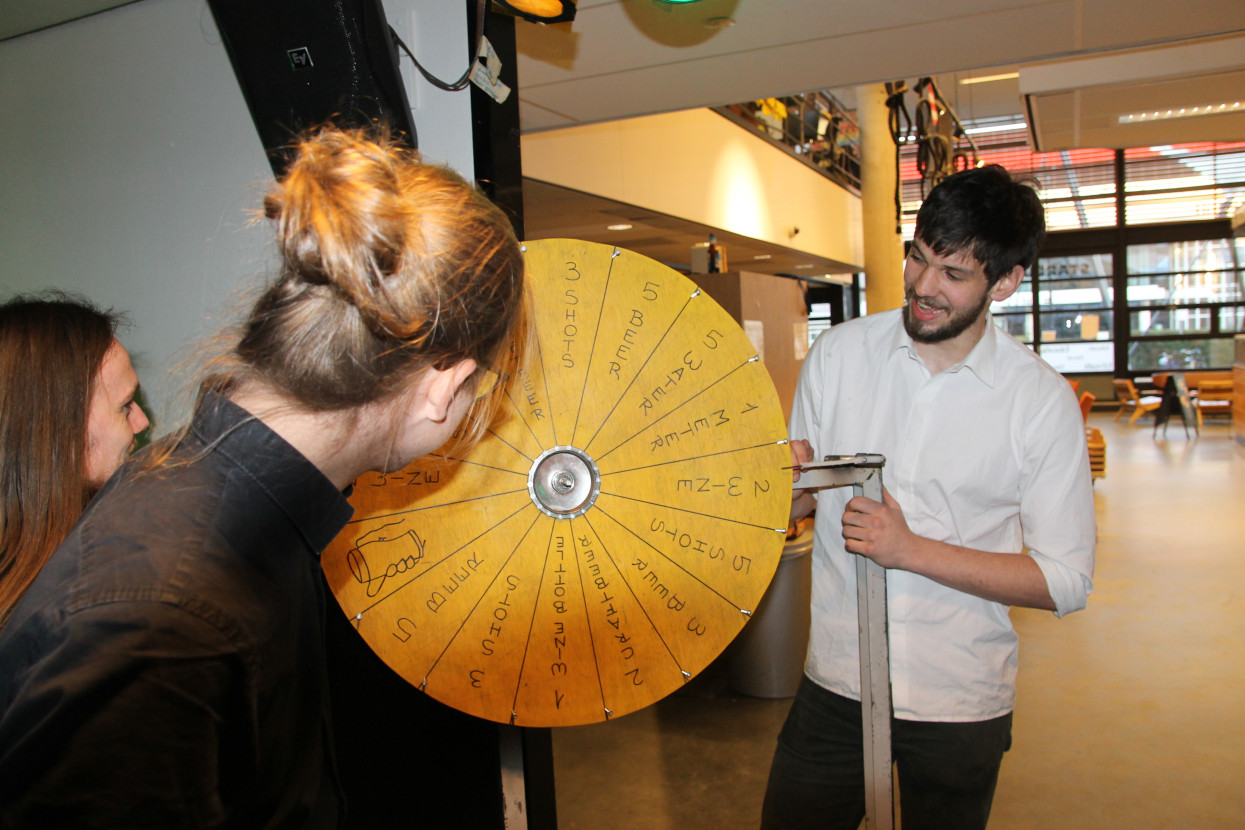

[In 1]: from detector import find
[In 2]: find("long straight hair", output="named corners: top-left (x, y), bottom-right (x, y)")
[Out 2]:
top-left (0, 293), bottom-right (118, 624)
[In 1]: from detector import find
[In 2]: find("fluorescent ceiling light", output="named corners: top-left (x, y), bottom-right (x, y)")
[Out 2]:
top-left (960, 72), bottom-right (1020, 86)
top-left (606, 223), bottom-right (633, 231)
top-left (1118, 101), bottom-right (1243, 123)
top-left (964, 121), bottom-right (1027, 136)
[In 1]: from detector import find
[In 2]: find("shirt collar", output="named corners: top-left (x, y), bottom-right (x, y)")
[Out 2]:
top-left (190, 392), bottom-right (355, 554)
top-left (960, 321), bottom-right (1001, 386)
top-left (884, 308), bottom-right (1001, 387)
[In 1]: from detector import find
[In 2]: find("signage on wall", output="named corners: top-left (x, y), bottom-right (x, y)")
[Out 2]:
top-left (1038, 341), bottom-right (1114, 373)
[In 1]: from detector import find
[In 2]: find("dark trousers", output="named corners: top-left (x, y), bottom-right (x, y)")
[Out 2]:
top-left (760, 677), bottom-right (1012, 830)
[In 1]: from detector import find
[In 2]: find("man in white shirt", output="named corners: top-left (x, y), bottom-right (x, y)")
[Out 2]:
top-left (761, 165), bottom-right (1096, 830)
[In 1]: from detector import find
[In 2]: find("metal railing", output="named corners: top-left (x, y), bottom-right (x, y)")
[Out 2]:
top-left (716, 90), bottom-right (862, 193)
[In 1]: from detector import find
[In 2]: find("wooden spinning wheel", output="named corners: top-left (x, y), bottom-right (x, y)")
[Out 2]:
top-left (322, 239), bottom-right (791, 726)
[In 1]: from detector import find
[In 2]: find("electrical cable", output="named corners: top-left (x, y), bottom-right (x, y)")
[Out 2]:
top-left (390, 0), bottom-right (488, 92)
top-left (913, 78), bottom-right (944, 195)
top-left (912, 76), bottom-right (981, 196)
top-left (885, 81), bottom-right (912, 234)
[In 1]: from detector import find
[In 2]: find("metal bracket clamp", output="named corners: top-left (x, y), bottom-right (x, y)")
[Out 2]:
top-left (792, 453), bottom-right (894, 830)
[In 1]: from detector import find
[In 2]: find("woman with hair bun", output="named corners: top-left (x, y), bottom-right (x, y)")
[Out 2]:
top-left (0, 128), bottom-right (526, 828)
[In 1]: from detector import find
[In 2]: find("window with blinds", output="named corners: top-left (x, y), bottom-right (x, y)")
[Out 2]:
top-left (897, 120), bottom-right (1245, 374)
top-left (900, 127), bottom-right (1245, 233)
top-left (899, 120), bottom-right (1121, 236)
top-left (1123, 142), bottom-right (1245, 225)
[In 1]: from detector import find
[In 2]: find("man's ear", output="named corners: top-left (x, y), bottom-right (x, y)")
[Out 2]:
top-left (417, 359), bottom-right (478, 424)
top-left (989, 264), bottom-right (1026, 303)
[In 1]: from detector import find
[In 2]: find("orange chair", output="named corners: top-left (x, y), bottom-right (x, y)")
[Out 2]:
top-left (1112, 378), bottom-right (1161, 424)
top-left (1086, 425), bottom-right (1106, 481)
top-left (1194, 379), bottom-right (1234, 428)
top-left (1078, 391), bottom-right (1095, 423)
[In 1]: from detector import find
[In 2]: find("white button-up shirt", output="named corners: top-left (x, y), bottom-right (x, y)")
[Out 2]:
top-left (791, 309), bottom-right (1095, 721)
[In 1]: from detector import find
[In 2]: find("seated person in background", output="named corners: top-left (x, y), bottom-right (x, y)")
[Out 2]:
top-left (0, 292), bottom-right (149, 628)
top-left (0, 127), bottom-right (528, 828)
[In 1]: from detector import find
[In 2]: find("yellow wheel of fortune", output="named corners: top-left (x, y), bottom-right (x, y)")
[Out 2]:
top-left (322, 239), bottom-right (792, 726)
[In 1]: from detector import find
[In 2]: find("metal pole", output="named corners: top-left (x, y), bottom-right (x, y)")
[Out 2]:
top-left (792, 455), bottom-right (893, 829)
top-left (499, 726), bottom-right (528, 829)
top-left (854, 467), bottom-right (893, 830)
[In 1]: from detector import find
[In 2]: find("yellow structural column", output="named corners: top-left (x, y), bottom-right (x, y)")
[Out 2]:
top-left (856, 83), bottom-right (907, 314)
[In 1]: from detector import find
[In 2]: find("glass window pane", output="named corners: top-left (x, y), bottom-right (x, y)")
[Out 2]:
top-left (1220, 306), bottom-right (1245, 334)
top-left (992, 312), bottom-right (1033, 344)
top-left (1126, 338), bottom-right (1235, 372)
top-left (1127, 239), bottom-right (1238, 279)
top-left (1034, 255), bottom-right (1115, 318)
top-left (1039, 311), bottom-right (1113, 342)
top-left (1130, 308), bottom-right (1212, 335)
top-left (1126, 241), bottom-right (1244, 317)
top-left (1036, 254), bottom-right (1113, 279)
top-left (1037, 281), bottom-right (1114, 308)
top-left (1125, 274), bottom-right (1177, 307)
top-left (1127, 271), bottom-right (1241, 306)
top-left (1043, 197), bottom-right (1118, 231)
top-left (1125, 187), bottom-right (1245, 225)
top-left (1038, 341), bottom-right (1115, 373)
top-left (1123, 143), bottom-right (1245, 225)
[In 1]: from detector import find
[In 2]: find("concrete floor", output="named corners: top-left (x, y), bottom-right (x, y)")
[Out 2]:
top-left (551, 410), bottom-right (1245, 829)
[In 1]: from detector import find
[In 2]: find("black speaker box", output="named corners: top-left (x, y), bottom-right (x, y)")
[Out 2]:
top-left (208, 0), bottom-right (417, 177)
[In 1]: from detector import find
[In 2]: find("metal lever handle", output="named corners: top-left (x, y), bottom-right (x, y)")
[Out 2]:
top-left (786, 452), bottom-right (894, 830)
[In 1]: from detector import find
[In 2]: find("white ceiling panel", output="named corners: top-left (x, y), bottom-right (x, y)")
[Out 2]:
top-left (1079, 0), bottom-right (1245, 51)
top-left (1023, 34), bottom-right (1245, 150)
top-left (515, 0), bottom-right (1245, 133)
top-left (519, 6), bottom-right (1082, 131)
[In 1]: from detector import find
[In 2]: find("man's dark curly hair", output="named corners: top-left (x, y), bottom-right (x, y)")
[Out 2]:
top-left (914, 164), bottom-right (1046, 286)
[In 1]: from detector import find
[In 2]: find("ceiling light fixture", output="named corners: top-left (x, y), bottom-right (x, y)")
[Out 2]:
top-left (492, 0), bottom-right (576, 24)
top-left (752, 254), bottom-right (772, 260)
top-left (606, 223), bottom-right (633, 231)
top-left (1118, 101), bottom-right (1243, 124)
top-left (964, 120), bottom-right (1028, 136)
top-left (959, 72), bottom-right (1020, 86)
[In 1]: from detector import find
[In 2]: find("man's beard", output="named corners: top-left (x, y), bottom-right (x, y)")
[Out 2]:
top-left (902, 285), bottom-right (991, 344)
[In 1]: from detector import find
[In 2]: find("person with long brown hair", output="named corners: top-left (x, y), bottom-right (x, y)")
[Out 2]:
top-left (0, 293), bottom-right (150, 628)
top-left (0, 128), bottom-right (527, 828)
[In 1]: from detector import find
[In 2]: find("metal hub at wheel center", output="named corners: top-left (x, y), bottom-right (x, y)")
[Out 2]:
top-left (528, 446), bottom-right (600, 519)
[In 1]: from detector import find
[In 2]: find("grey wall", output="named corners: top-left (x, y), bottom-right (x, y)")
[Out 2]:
top-left (0, 0), bottom-right (476, 427)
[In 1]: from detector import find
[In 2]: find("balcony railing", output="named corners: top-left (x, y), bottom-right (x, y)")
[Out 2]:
top-left (715, 91), bottom-right (861, 193)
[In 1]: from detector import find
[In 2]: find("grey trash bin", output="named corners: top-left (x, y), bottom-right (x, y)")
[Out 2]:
top-left (728, 526), bottom-right (813, 698)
